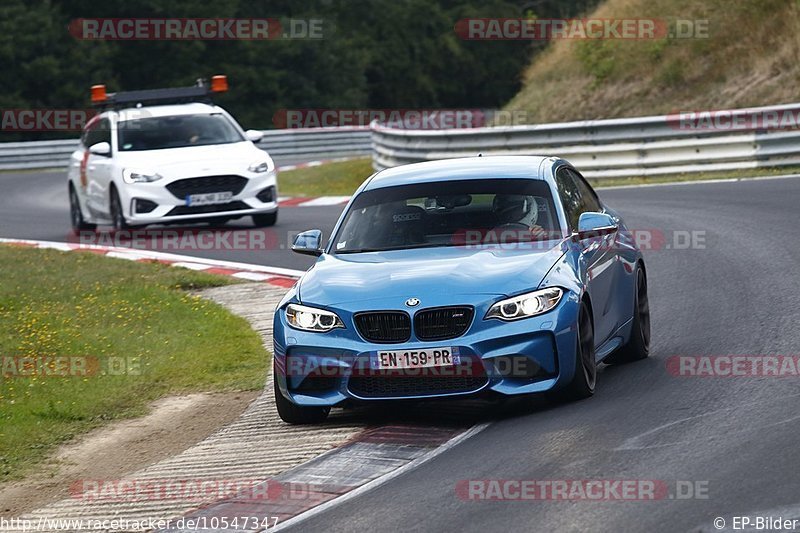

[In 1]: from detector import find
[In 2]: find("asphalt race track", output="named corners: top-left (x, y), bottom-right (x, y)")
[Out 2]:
top-left (3, 170), bottom-right (800, 532)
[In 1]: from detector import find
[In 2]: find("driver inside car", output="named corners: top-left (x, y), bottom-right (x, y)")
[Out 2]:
top-left (492, 194), bottom-right (548, 241)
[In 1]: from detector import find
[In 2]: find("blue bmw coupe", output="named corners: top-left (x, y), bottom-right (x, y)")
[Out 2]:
top-left (273, 156), bottom-right (650, 423)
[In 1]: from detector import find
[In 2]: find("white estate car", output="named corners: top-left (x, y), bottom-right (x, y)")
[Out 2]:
top-left (68, 79), bottom-right (278, 232)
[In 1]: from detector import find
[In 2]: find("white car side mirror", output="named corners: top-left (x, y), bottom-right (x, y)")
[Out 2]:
top-left (245, 130), bottom-right (263, 143)
top-left (88, 142), bottom-right (111, 156)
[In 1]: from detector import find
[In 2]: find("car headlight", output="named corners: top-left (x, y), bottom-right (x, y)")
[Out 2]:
top-left (122, 168), bottom-right (163, 184)
top-left (285, 303), bottom-right (344, 332)
top-left (486, 287), bottom-right (563, 321)
top-left (248, 160), bottom-right (271, 173)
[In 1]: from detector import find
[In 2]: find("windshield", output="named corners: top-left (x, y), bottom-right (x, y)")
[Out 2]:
top-left (117, 113), bottom-right (244, 151)
top-left (332, 179), bottom-right (562, 254)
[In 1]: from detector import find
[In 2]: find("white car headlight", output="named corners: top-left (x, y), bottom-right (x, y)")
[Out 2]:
top-left (285, 303), bottom-right (344, 332)
top-left (122, 168), bottom-right (163, 184)
top-left (486, 287), bottom-right (563, 321)
top-left (248, 160), bottom-right (271, 173)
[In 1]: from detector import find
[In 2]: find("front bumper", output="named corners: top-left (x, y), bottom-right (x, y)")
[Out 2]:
top-left (273, 292), bottom-right (583, 407)
top-left (118, 171), bottom-right (278, 225)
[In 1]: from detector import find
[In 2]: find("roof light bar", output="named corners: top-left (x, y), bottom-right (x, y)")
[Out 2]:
top-left (89, 75), bottom-right (229, 109)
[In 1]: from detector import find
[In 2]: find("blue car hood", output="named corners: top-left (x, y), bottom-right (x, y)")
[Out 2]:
top-left (298, 243), bottom-right (566, 307)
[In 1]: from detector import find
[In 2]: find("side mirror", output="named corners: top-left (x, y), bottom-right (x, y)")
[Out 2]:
top-left (245, 129), bottom-right (264, 143)
top-left (574, 212), bottom-right (618, 240)
top-left (292, 230), bottom-right (323, 256)
top-left (88, 142), bottom-right (111, 156)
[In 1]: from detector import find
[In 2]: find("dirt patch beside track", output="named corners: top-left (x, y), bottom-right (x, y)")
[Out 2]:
top-left (0, 390), bottom-right (259, 518)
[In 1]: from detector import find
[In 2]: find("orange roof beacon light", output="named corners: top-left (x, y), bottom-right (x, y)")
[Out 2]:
top-left (90, 84), bottom-right (107, 103)
top-left (210, 75), bottom-right (228, 93)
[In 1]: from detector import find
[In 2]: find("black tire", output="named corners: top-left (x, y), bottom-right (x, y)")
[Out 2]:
top-left (69, 185), bottom-right (96, 233)
top-left (605, 266), bottom-right (650, 365)
top-left (110, 187), bottom-right (130, 231)
top-left (273, 370), bottom-right (330, 424)
top-left (549, 301), bottom-right (596, 402)
top-left (252, 211), bottom-right (278, 227)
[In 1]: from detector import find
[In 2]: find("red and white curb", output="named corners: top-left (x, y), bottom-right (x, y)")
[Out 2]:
top-left (278, 196), bottom-right (351, 208)
top-left (166, 423), bottom-right (489, 532)
top-left (0, 238), bottom-right (303, 289)
top-left (275, 156), bottom-right (358, 173)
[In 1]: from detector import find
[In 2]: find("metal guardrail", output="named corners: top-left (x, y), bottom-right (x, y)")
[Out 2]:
top-left (0, 139), bottom-right (81, 170)
top-left (257, 127), bottom-right (371, 165)
top-left (0, 127), bottom-right (372, 171)
top-left (371, 103), bottom-right (800, 178)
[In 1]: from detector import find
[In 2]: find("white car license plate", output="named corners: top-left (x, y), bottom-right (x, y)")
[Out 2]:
top-left (371, 347), bottom-right (460, 370)
top-left (186, 191), bottom-right (233, 206)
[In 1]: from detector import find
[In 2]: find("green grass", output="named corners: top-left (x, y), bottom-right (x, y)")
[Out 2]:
top-left (504, 0), bottom-right (800, 124)
top-left (0, 246), bottom-right (269, 482)
top-left (278, 158), bottom-right (374, 196)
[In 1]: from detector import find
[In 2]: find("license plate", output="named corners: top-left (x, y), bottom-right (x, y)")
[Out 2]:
top-left (186, 192), bottom-right (233, 206)
top-left (371, 347), bottom-right (460, 370)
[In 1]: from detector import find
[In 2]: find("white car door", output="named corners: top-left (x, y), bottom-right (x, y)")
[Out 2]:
top-left (83, 117), bottom-right (115, 219)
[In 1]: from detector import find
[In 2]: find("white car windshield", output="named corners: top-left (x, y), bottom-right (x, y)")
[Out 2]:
top-left (117, 113), bottom-right (244, 151)
top-left (332, 178), bottom-right (562, 254)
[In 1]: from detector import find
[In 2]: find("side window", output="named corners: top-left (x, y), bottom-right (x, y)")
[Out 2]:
top-left (98, 118), bottom-right (111, 145)
top-left (83, 118), bottom-right (111, 150)
top-left (81, 123), bottom-right (94, 147)
top-left (555, 167), bottom-right (582, 230)
top-left (569, 169), bottom-right (602, 213)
